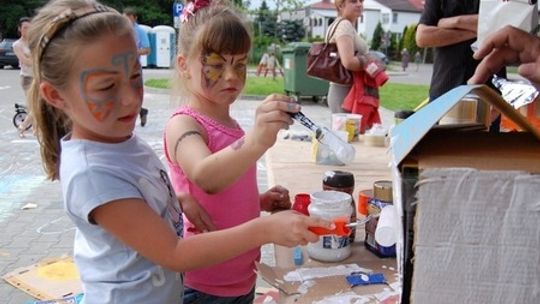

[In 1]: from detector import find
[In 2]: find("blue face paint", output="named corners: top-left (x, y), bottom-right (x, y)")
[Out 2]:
top-left (79, 51), bottom-right (141, 121)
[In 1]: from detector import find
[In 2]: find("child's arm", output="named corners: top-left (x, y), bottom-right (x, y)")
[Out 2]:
top-left (91, 198), bottom-right (332, 272)
top-left (166, 94), bottom-right (299, 194)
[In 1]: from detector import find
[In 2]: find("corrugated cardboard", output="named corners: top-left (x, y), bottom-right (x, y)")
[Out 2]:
top-left (2, 256), bottom-right (82, 301)
top-left (389, 85), bottom-right (540, 303)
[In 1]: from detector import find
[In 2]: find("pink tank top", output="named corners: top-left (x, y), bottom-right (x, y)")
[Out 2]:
top-left (164, 106), bottom-right (260, 296)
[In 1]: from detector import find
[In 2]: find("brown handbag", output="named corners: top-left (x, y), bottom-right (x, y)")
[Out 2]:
top-left (306, 18), bottom-right (352, 85)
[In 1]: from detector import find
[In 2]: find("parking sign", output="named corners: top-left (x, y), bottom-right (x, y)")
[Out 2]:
top-left (172, 2), bottom-right (184, 17)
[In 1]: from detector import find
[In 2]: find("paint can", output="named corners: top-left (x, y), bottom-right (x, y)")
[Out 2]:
top-left (306, 190), bottom-right (353, 262)
top-left (322, 170), bottom-right (356, 243)
top-left (365, 180), bottom-right (396, 257)
top-left (357, 189), bottom-right (372, 216)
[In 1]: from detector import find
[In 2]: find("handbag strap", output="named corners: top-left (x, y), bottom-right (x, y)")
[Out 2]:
top-left (325, 17), bottom-right (345, 43)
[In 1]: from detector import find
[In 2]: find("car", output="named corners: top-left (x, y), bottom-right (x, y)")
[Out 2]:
top-left (368, 50), bottom-right (389, 66)
top-left (0, 39), bottom-right (20, 69)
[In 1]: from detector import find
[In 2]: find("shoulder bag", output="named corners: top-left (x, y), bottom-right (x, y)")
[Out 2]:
top-left (306, 18), bottom-right (352, 85)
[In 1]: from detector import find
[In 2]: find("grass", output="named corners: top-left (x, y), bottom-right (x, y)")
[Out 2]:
top-left (144, 76), bottom-right (429, 111)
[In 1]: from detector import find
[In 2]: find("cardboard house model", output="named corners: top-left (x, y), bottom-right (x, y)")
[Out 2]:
top-left (390, 85), bottom-right (540, 304)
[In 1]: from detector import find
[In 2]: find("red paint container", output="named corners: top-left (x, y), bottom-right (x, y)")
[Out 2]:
top-left (292, 193), bottom-right (311, 215)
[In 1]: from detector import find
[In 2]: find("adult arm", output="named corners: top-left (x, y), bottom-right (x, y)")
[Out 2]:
top-left (469, 25), bottom-right (540, 88)
top-left (416, 23), bottom-right (477, 48)
top-left (13, 42), bottom-right (32, 66)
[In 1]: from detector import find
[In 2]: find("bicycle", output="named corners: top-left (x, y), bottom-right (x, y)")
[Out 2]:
top-left (13, 103), bottom-right (31, 131)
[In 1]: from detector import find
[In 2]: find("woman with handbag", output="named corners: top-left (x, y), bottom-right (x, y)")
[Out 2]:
top-left (326, 0), bottom-right (368, 113)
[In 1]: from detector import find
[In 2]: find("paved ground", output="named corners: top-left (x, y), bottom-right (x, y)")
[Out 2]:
top-left (0, 64), bottom-right (432, 303)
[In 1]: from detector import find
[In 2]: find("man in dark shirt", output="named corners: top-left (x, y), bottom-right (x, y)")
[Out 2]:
top-left (416, 0), bottom-right (483, 101)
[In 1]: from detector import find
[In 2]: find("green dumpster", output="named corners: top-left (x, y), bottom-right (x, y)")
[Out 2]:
top-left (282, 42), bottom-right (329, 101)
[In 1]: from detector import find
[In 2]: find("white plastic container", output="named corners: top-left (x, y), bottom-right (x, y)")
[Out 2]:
top-left (307, 190), bottom-right (353, 262)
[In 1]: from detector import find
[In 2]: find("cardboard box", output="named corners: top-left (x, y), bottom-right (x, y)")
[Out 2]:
top-left (390, 85), bottom-right (540, 304)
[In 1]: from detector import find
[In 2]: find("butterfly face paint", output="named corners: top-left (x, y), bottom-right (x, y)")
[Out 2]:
top-left (200, 51), bottom-right (247, 90)
top-left (79, 51), bottom-right (142, 121)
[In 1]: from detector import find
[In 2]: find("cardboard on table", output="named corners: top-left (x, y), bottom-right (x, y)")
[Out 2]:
top-left (390, 85), bottom-right (540, 304)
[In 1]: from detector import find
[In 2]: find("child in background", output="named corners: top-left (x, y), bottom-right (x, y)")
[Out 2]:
top-left (165, 1), bottom-right (301, 303)
top-left (264, 51), bottom-right (283, 79)
top-left (256, 51), bottom-right (268, 76)
top-left (13, 16), bottom-right (33, 137)
top-left (28, 1), bottom-right (331, 303)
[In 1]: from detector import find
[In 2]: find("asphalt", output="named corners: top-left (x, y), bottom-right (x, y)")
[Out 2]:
top-left (0, 63), bottom-right (435, 303)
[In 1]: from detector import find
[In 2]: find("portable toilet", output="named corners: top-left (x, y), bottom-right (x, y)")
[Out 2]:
top-left (138, 24), bottom-right (152, 68)
top-left (152, 25), bottom-right (176, 68)
top-left (146, 28), bottom-right (157, 68)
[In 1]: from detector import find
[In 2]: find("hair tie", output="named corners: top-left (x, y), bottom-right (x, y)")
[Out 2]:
top-left (37, 4), bottom-right (116, 62)
top-left (180, 0), bottom-right (211, 23)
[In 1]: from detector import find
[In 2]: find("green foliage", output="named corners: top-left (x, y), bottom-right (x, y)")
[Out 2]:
top-left (278, 19), bottom-right (305, 43)
top-left (0, 0), bottom-right (44, 38)
top-left (388, 32), bottom-right (399, 61)
top-left (371, 22), bottom-right (384, 51)
top-left (402, 23), bottom-right (419, 55)
top-left (398, 25), bottom-right (407, 55)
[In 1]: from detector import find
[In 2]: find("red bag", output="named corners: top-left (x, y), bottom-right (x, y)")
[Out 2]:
top-left (306, 19), bottom-right (352, 85)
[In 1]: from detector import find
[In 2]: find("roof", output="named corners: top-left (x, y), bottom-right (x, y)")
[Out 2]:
top-left (308, 0), bottom-right (335, 10)
top-left (376, 0), bottom-right (423, 12)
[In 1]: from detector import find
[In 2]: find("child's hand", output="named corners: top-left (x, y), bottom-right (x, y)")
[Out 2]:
top-left (251, 94), bottom-right (300, 149)
top-left (178, 193), bottom-right (216, 233)
top-left (263, 211), bottom-right (334, 247)
top-left (260, 185), bottom-right (291, 212)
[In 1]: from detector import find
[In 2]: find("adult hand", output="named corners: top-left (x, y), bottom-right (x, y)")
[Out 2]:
top-left (262, 210), bottom-right (334, 247)
top-left (260, 185), bottom-right (291, 212)
top-left (469, 25), bottom-right (540, 89)
top-left (251, 94), bottom-right (299, 149)
top-left (178, 192), bottom-right (216, 233)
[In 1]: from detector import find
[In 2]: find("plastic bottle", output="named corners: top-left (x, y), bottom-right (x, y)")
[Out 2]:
top-left (316, 127), bottom-right (356, 164)
top-left (492, 75), bottom-right (539, 109)
top-left (306, 190), bottom-right (353, 262)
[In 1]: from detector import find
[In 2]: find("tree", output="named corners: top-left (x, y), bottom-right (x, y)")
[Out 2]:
top-left (278, 19), bottom-right (305, 43)
top-left (402, 23), bottom-right (419, 55)
top-left (371, 22), bottom-right (384, 51)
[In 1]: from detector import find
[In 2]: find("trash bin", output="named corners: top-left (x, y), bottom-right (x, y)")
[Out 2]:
top-left (282, 42), bottom-right (329, 101)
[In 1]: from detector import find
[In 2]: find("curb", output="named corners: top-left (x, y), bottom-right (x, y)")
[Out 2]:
top-left (144, 85), bottom-right (272, 101)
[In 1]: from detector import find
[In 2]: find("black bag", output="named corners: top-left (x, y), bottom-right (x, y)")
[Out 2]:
top-left (306, 18), bottom-right (352, 85)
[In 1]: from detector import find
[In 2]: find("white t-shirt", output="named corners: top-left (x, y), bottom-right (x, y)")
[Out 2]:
top-left (12, 38), bottom-right (32, 77)
top-left (60, 135), bottom-right (183, 304)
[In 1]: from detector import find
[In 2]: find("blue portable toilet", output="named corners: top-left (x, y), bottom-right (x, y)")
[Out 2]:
top-left (152, 25), bottom-right (176, 68)
top-left (138, 24), bottom-right (153, 68)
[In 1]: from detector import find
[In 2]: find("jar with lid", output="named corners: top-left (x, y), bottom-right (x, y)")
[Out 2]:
top-left (322, 170), bottom-right (356, 243)
top-left (306, 190), bottom-right (353, 262)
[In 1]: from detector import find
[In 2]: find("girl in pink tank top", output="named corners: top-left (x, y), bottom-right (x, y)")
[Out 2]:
top-left (162, 1), bottom-right (320, 302)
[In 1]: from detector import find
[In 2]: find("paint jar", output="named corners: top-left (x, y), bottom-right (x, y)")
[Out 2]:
top-left (357, 189), bottom-right (372, 216)
top-left (322, 170), bottom-right (356, 243)
top-left (292, 193), bottom-right (311, 216)
top-left (306, 190), bottom-right (353, 262)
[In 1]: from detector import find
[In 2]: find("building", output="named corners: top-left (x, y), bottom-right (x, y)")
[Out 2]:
top-left (280, 0), bottom-right (423, 45)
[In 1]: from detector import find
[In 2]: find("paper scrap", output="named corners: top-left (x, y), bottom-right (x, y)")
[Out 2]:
top-left (21, 203), bottom-right (38, 210)
top-left (283, 264), bottom-right (370, 282)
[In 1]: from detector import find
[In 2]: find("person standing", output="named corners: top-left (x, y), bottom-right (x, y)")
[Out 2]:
top-left (416, 0), bottom-right (506, 102)
top-left (401, 48), bottom-right (410, 72)
top-left (13, 17), bottom-right (33, 138)
top-left (256, 51), bottom-right (268, 76)
top-left (414, 50), bottom-right (421, 72)
top-left (123, 7), bottom-right (150, 127)
top-left (326, 0), bottom-right (369, 114)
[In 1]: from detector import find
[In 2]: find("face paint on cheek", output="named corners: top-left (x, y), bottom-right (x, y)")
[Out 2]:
top-left (80, 71), bottom-right (116, 121)
top-left (201, 52), bottom-right (225, 90)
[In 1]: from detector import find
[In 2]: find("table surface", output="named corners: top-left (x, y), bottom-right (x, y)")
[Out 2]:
top-left (264, 136), bottom-right (398, 303)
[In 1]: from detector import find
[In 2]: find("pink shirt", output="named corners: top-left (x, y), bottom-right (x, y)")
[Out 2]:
top-left (164, 106), bottom-right (260, 296)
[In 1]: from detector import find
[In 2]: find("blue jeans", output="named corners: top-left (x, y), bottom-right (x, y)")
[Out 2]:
top-left (182, 287), bottom-right (255, 304)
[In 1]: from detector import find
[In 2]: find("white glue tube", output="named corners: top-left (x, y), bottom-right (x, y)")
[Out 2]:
top-left (375, 205), bottom-right (397, 247)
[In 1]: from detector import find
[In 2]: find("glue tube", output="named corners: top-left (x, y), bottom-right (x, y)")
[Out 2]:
top-left (374, 205), bottom-right (397, 247)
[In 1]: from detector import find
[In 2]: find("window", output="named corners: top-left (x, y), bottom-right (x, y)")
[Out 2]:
top-left (382, 13), bottom-right (390, 24)
top-left (392, 12), bottom-right (398, 24)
